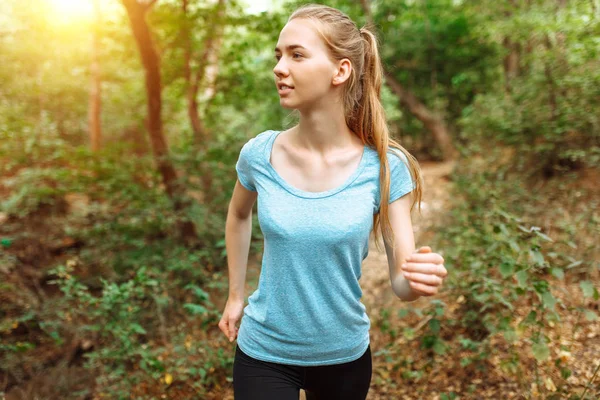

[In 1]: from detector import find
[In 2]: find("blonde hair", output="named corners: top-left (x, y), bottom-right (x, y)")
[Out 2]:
top-left (288, 4), bottom-right (424, 251)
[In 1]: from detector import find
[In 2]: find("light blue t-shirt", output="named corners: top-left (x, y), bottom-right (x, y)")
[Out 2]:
top-left (235, 129), bottom-right (416, 366)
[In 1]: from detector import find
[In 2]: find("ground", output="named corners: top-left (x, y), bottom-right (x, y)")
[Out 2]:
top-left (2, 159), bottom-right (598, 399)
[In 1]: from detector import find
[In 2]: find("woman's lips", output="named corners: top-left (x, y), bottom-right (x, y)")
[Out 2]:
top-left (278, 86), bottom-right (293, 96)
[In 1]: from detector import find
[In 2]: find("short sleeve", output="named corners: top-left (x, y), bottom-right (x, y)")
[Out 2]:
top-left (388, 149), bottom-right (416, 204)
top-left (235, 139), bottom-right (257, 192)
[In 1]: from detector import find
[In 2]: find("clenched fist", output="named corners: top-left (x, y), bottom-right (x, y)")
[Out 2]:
top-left (401, 246), bottom-right (447, 296)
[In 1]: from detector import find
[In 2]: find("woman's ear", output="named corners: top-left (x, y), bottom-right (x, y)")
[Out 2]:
top-left (332, 58), bottom-right (352, 86)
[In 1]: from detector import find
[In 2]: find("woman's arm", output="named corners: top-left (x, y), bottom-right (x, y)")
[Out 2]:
top-left (383, 193), bottom-right (421, 302)
top-left (225, 179), bottom-right (258, 302)
top-left (383, 192), bottom-right (448, 301)
top-left (218, 179), bottom-right (258, 343)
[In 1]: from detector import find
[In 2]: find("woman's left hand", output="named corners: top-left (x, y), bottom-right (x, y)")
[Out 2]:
top-left (401, 246), bottom-right (447, 297)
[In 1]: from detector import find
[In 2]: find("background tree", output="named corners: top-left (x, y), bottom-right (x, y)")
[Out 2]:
top-left (121, 0), bottom-right (197, 243)
top-left (359, 0), bottom-right (457, 160)
top-left (88, 0), bottom-right (102, 151)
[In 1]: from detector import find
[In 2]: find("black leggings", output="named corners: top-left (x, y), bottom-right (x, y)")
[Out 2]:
top-left (233, 344), bottom-right (372, 400)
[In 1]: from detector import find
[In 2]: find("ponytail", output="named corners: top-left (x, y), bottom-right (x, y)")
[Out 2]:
top-left (354, 26), bottom-right (423, 253)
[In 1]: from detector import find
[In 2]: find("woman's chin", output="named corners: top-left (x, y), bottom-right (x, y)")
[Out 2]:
top-left (278, 99), bottom-right (297, 109)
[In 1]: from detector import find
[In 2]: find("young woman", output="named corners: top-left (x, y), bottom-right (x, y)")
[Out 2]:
top-left (218, 4), bottom-right (448, 399)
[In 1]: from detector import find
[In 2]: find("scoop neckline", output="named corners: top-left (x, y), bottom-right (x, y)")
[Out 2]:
top-left (264, 130), bottom-right (368, 199)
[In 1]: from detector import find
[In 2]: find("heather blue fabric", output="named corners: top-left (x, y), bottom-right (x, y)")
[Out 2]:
top-left (235, 129), bottom-right (415, 366)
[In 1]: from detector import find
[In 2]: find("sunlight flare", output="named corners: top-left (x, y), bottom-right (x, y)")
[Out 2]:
top-left (47, 0), bottom-right (95, 24)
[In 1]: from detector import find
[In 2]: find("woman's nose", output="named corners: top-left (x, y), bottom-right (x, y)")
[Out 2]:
top-left (273, 59), bottom-right (288, 77)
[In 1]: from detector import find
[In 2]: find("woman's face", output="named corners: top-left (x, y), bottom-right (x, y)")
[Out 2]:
top-left (273, 18), bottom-right (339, 110)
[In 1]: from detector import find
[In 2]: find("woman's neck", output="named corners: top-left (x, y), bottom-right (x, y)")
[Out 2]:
top-left (294, 107), bottom-right (360, 153)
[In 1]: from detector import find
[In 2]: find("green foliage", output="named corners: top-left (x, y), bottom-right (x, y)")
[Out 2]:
top-left (46, 262), bottom-right (224, 399)
top-left (459, 0), bottom-right (600, 173)
top-left (425, 147), bottom-right (598, 395)
top-left (375, 0), bottom-right (500, 137)
top-left (47, 263), bottom-right (160, 398)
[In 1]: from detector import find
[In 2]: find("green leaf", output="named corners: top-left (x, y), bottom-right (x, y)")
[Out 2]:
top-left (429, 318), bottom-right (441, 334)
top-left (403, 327), bottom-right (415, 340)
top-left (517, 225), bottom-right (530, 233)
top-left (433, 339), bottom-right (446, 355)
top-left (131, 323), bottom-right (147, 335)
top-left (412, 308), bottom-right (423, 318)
top-left (551, 268), bottom-right (564, 280)
top-left (529, 248), bottom-right (545, 266)
top-left (499, 261), bottom-right (514, 278)
top-left (522, 310), bottom-right (537, 326)
top-left (541, 291), bottom-right (556, 311)
top-left (532, 341), bottom-right (550, 361)
top-left (566, 241), bottom-right (577, 249)
top-left (48, 330), bottom-right (62, 343)
top-left (460, 357), bottom-right (473, 367)
top-left (199, 367), bottom-right (207, 379)
top-left (186, 284), bottom-right (209, 302)
top-left (580, 281), bottom-right (595, 298)
top-left (494, 292), bottom-right (514, 310)
top-left (15, 342), bottom-right (35, 352)
top-left (1, 238), bottom-right (12, 248)
top-left (584, 310), bottom-right (598, 321)
top-left (566, 260), bottom-right (583, 269)
top-left (516, 270), bottom-right (528, 287)
top-left (533, 280), bottom-right (549, 295)
top-left (183, 303), bottom-right (209, 315)
top-left (560, 367), bottom-right (572, 380)
top-left (494, 223), bottom-right (509, 235)
top-left (534, 230), bottom-right (553, 242)
top-left (503, 328), bottom-right (518, 343)
top-left (508, 240), bottom-right (521, 253)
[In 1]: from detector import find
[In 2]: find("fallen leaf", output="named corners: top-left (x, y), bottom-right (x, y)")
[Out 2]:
top-left (544, 377), bottom-right (557, 392)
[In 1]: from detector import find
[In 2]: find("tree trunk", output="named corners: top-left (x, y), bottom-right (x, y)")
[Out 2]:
top-left (543, 34), bottom-right (558, 122)
top-left (501, 2), bottom-right (518, 94)
top-left (183, 0), bottom-right (226, 147)
top-left (543, 0), bottom-right (569, 122)
top-left (182, 0), bottom-right (208, 145)
top-left (198, 13), bottom-right (225, 107)
top-left (502, 37), bottom-right (520, 94)
top-left (384, 71), bottom-right (457, 160)
top-left (183, 0), bottom-right (226, 199)
top-left (121, 0), bottom-right (197, 244)
top-left (358, 0), bottom-right (456, 160)
top-left (88, 0), bottom-right (102, 151)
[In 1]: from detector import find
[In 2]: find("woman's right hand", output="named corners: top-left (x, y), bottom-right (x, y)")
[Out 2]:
top-left (218, 297), bottom-right (245, 342)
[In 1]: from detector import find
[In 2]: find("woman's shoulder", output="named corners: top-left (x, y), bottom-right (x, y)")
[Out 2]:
top-left (363, 145), bottom-right (411, 167)
top-left (240, 129), bottom-right (277, 156)
top-left (242, 129), bottom-right (277, 149)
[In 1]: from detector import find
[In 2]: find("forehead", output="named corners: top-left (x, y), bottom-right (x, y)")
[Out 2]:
top-left (275, 18), bottom-right (328, 53)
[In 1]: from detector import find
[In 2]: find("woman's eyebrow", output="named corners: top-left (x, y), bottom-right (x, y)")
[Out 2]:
top-left (274, 44), bottom-right (307, 52)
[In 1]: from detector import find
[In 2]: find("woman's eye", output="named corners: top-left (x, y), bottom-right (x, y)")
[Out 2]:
top-left (274, 54), bottom-right (302, 62)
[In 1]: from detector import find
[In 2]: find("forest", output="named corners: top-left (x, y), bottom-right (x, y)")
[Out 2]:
top-left (0, 0), bottom-right (598, 399)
